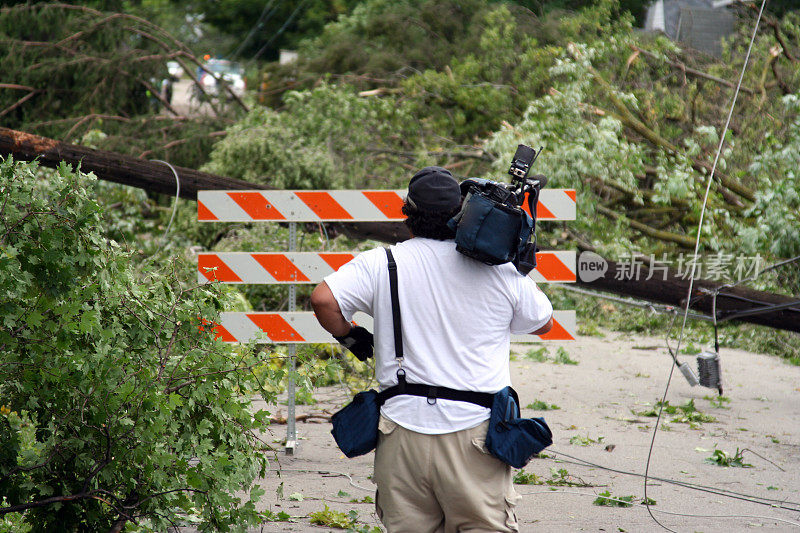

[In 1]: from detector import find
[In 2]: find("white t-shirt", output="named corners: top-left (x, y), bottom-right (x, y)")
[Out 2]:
top-left (324, 237), bottom-right (553, 434)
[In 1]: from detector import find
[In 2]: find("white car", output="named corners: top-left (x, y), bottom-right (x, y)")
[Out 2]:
top-left (166, 61), bottom-right (184, 79)
top-left (198, 59), bottom-right (245, 98)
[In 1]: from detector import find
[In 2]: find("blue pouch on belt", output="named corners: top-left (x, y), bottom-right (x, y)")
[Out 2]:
top-left (330, 390), bottom-right (380, 458)
top-left (485, 386), bottom-right (553, 468)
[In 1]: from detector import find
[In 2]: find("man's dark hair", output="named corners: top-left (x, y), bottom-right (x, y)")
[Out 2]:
top-left (402, 201), bottom-right (460, 240)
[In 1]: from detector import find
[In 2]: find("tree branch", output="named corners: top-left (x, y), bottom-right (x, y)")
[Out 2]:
top-left (630, 45), bottom-right (756, 94)
top-left (574, 50), bottom-right (755, 203)
top-left (596, 204), bottom-right (696, 248)
top-left (0, 492), bottom-right (97, 515)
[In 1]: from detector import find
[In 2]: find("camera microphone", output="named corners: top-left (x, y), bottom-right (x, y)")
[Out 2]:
top-left (529, 174), bottom-right (548, 188)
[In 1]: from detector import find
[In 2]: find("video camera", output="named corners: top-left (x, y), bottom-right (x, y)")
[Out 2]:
top-left (448, 144), bottom-right (547, 275)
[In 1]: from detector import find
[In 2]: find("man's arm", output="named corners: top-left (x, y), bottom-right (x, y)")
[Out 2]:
top-left (310, 282), bottom-right (351, 337)
top-left (531, 316), bottom-right (553, 335)
top-left (311, 281), bottom-right (375, 361)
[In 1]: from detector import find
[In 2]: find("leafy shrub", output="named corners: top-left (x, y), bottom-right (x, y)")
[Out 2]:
top-left (0, 158), bottom-right (268, 530)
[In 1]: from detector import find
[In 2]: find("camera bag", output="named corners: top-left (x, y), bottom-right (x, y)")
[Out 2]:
top-left (448, 179), bottom-right (537, 275)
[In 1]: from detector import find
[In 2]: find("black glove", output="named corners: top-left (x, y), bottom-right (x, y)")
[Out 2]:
top-left (334, 326), bottom-right (374, 361)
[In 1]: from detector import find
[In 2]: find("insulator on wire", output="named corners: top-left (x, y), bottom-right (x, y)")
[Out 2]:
top-left (697, 351), bottom-right (723, 395)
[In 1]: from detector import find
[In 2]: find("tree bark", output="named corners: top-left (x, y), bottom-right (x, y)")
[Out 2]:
top-left (0, 126), bottom-right (259, 199)
top-left (1, 126), bottom-right (796, 333)
top-left (578, 256), bottom-right (800, 333)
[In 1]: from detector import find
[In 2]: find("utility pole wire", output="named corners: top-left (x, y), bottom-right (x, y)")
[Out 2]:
top-left (644, 1), bottom-right (769, 531)
top-left (253, 0), bottom-right (311, 61)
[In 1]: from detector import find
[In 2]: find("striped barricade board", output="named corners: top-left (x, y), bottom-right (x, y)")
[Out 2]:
top-left (198, 189), bottom-right (576, 222)
top-left (209, 310), bottom-right (577, 344)
top-left (197, 251), bottom-right (577, 284)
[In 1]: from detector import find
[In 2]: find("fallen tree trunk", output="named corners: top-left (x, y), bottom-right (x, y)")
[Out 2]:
top-left (1, 127), bottom-right (797, 333)
top-left (582, 257), bottom-right (800, 333)
top-left (0, 126), bottom-right (257, 199)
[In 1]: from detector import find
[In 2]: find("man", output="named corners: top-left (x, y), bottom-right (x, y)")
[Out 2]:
top-left (311, 166), bottom-right (553, 533)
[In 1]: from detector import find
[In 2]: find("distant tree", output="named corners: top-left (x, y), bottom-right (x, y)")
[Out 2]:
top-left (512, 0), bottom-right (651, 25)
top-left (195, 0), bottom-right (362, 60)
top-left (0, 2), bottom-right (240, 169)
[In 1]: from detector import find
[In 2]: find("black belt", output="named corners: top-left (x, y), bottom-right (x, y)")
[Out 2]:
top-left (376, 370), bottom-right (495, 408)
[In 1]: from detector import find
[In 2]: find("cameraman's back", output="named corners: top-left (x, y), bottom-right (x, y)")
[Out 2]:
top-left (354, 236), bottom-right (552, 434)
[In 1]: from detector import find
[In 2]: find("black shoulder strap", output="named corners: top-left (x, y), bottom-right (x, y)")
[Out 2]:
top-left (385, 248), bottom-right (403, 361)
top-left (380, 247), bottom-right (495, 410)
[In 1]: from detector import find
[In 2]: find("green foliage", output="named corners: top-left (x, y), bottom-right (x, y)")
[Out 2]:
top-left (0, 4), bottom-right (154, 136)
top-left (513, 469), bottom-right (542, 485)
top-left (553, 347), bottom-right (578, 365)
top-left (703, 395), bottom-right (731, 409)
top-left (309, 504), bottom-right (380, 531)
top-left (526, 400), bottom-right (561, 410)
top-left (298, 0), bottom-right (498, 79)
top-left (203, 82), bottom-right (416, 190)
top-left (0, 158), bottom-right (268, 530)
top-left (744, 94), bottom-right (800, 260)
top-left (636, 399), bottom-right (716, 427)
top-left (399, 4), bottom-right (559, 139)
top-left (593, 491), bottom-right (634, 507)
top-left (196, 0), bottom-right (362, 60)
top-left (515, 466), bottom-right (593, 487)
top-left (524, 346), bottom-right (549, 362)
top-left (547, 467), bottom-right (592, 487)
top-left (705, 448), bottom-right (753, 468)
top-left (263, 509), bottom-right (293, 522)
top-left (569, 434), bottom-right (604, 446)
top-left (0, 3), bottom-right (236, 170)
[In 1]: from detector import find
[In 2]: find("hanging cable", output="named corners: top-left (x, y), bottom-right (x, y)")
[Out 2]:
top-left (146, 159), bottom-right (180, 259)
top-left (720, 253), bottom-right (800, 290)
top-left (231, 0), bottom-right (280, 59)
top-left (553, 284), bottom-right (715, 322)
top-left (644, 2), bottom-right (769, 530)
top-left (550, 449), bottom-right (800, 511)
top-left (252, 0), bottom-right (310, 61)
top-left (514, 490), bottom-right (800, 529)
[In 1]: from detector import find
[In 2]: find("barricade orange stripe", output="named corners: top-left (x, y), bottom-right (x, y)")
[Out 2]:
top-left (252, 254), bottom-right (310, 283)
top-left (534, 253), bottom-right (576, 282)
top-left (246, 313), bottom-right (305, 343)
top-left (319, 253), bottom-right (356, 272)
top-left (537, 319), bottom-right (573, 341)
top-left (295, 191), bottom-right (353, 220)
top-left (197, 251), bottom-right (575, 284)
top-left (197, 190), bottom-right (575, 222)
top-left (362, 191), bottom-right (405, 218)
top-left (198, 254), bottom-right (243, 283)
top-left (215, 311), bottom-right (575, 343)
top-left (228, 192), bottom-right (285, 220)
top-left (197, 201), bottom-right (219, 221)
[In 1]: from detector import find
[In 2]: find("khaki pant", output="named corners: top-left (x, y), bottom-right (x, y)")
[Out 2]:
top-left (373, 415), bottom-right (520, 533)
